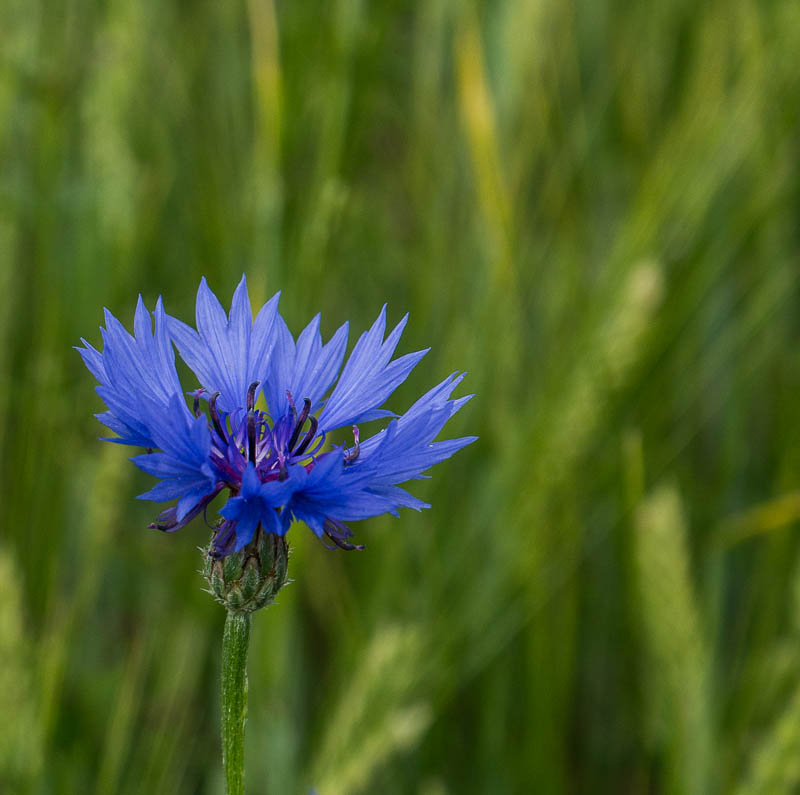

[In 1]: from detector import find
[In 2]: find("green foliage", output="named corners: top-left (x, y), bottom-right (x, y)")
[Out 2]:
top-left (0, 545), bottom-right (42, 789)
top-left (1, 0), bottom-right (800, 791)
top-left (634, 485), bottom-right (711, 795)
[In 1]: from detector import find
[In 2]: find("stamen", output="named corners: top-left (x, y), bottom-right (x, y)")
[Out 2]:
top-left (262, 423), bottom-right (277, 460)
top-left (192, 388), bottom-right (205, 418)
top-left (299, 428), bottom-right (326, 460)
top-left (277, 451), bottom-right (288, 481)
top-left (344, 425), bottom-right (360, 463)
top-left (324, 519), bottom-right (364, 551)
top-left (288, 397), bottom-right (311, 451)
top-left (209, 392), bottom-right (227, 442)
top-left (294, 415), bottom-right (319, 456)
top-left (246, 381), bottom-right (260, 411)
top-left (247, 409), bottom-right (257, 463)
top-left (327, 535), bottom-right (364, 551)
top-left (150, 489), bottom-right (221, 532)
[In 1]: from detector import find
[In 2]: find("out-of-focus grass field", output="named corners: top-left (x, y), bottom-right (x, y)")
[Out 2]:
top-left (2, 0), bottom-right (800, 792)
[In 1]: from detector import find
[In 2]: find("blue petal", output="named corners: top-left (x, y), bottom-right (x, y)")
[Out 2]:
top-left (137, 477), bottom-right (208, 502)
top-left (283, 452), bottom-right (394, 531)
top-left (318, 307), bottom-right (428, 432)
top-left (262, 313), bottom-right (348, 421)
top-left (353, 372), bottom-right (476, 485)
top-left (130, 452), bottom-right (202, 478)
top-left (240, 461), bottom-right (262, 497)
top-left (218, 463), bottom-right (298, 542)
top-left (130, 396), bottom-right (216, 508)
top-left (259, 505), bottom-right (286, 536)
top-left (167, 276), bottom-right (280, 414)
top-left (95, 410), bottom-right (152, 447)
top-left (220, 493), bottom-right (251, 522)
top-left (367, 485), bottom-right (430, 512)
top-left (283, 372), bottom-right (475, 535)
top-left (258, 469), bottom-right (303, 507)
top-left (177, 483), bottom-right (217, 521)
top-left (77, 340), bottom-right (106, 381)
top-left (135, 395), bottom-right (210, 466)
top-left (233, 512), bottom-right (260, 551)
top-left (78, 297), bottom-right (185, 447)
top-left (288, 505), bottom-right (325, 537)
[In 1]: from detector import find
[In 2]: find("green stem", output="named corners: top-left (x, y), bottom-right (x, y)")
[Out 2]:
top-left (221, 611), bottom-right (251, 795)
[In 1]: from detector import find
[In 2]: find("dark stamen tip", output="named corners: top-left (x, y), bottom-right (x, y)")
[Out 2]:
top-left (247, 409), bottom-right (257, 463)
top-left (294, 415), bottom-right (319, 456)
top-left (323, 518), bottom-right (362, 550)
top-left (288, 397), bottom-right (312, 451)
top-left (192, 389), bottom-right (204, 418)
top-left (327, 534), bottom-right (364, 551)
top-left (246, 381), bottom-right (260, 411)
top-left (209, 392), bottom-right (227, 442)
top-left (344, 425), bottom-right (360, 463)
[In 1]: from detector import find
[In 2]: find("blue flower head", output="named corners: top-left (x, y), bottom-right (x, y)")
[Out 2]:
top-left (79, 277), bottom-right (476, 558)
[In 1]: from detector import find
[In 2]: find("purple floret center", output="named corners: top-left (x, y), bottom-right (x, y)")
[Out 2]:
top-left (191, 383), bottom-right (362, 557)
top-left (200, 384), bottom-right (326, 489)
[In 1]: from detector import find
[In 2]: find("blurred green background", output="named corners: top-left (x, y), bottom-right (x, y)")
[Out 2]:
top-left (2, 0), bottom-right (800, 792)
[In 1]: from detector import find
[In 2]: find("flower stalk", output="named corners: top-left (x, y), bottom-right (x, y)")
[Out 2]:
top-left (221, 611), bottom-right (251, 795)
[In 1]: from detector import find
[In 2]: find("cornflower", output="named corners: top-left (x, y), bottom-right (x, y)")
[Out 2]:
top-left (79, 275), bottom-right (474, 559)
top-left (79, 276), bottom-right (475, 794)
